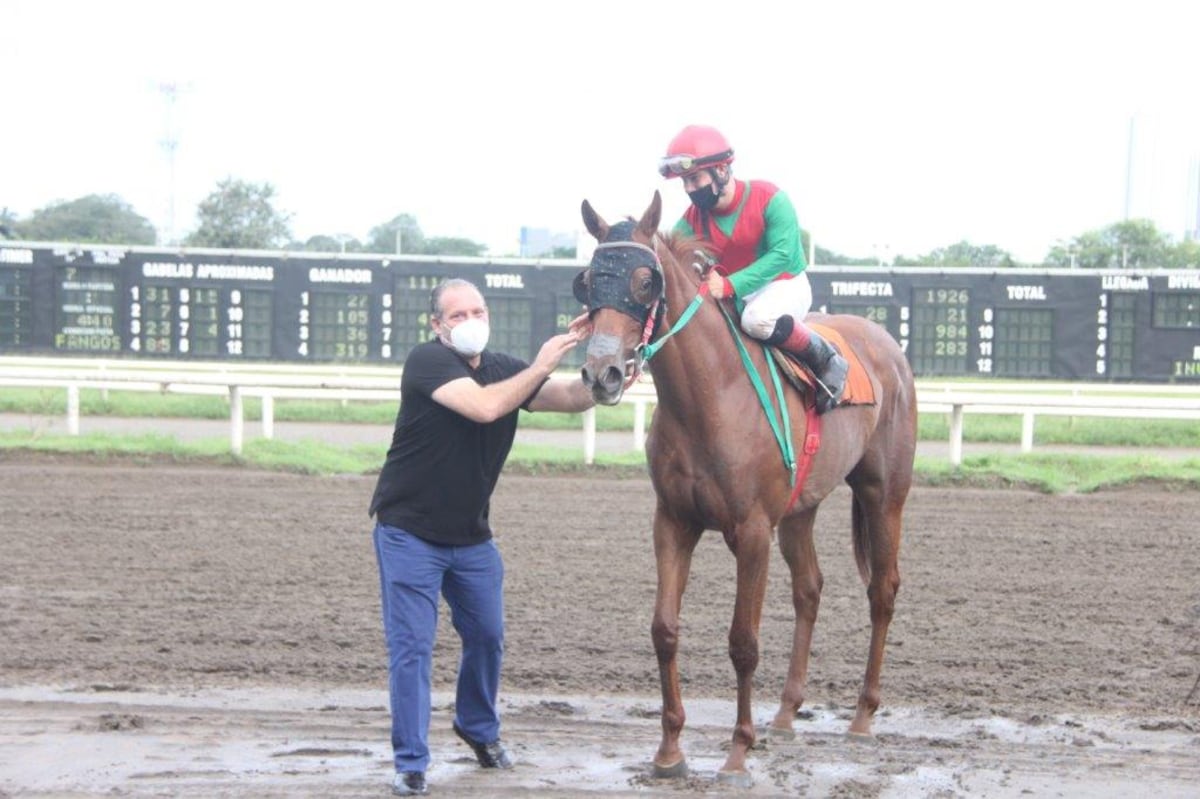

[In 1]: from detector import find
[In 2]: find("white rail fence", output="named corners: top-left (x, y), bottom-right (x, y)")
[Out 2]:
top-left (3, 357), bottom-right (1200, 465)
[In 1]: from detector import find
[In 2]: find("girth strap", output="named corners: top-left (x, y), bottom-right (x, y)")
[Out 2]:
top-left (784, 404), bottom-right (822, 513)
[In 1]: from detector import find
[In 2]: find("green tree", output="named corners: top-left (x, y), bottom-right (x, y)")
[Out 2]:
top-left (813, 245), bottom-right (877, 266)
top-left (803, 230), bottom-right (876, 265)
top-left (1045, 218), bottom-right (1170, 268)
top-left (293, 234), bottom-right (364, 253)
top-left (12, 194), bottom-right (156, 244)
top-left (1164, 237), bottom-right (1200, 268)
top-left (894, 240), bottom-right (1015, 268)
top-left (422, 236), bottom-right (486, 257)
top-left (365, 214), bottom-right (486, 256)
top-left (0, 207), bottom-right (17, 239)
top-left (184, 178), bottom-right (292, 249)
top-left (367, 214), bottom-right (425, 254)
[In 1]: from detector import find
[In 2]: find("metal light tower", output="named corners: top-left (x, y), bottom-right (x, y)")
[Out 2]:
top-left (1123, 115), bottom-right (1135, 222)
top-left (158, 82), bottom-right (187, 245)
top-left (1189, 157), bottom-right (1200, 241)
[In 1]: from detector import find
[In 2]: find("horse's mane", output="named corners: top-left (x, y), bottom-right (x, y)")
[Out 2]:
top-left (656, 230), bottom-right (714, 280)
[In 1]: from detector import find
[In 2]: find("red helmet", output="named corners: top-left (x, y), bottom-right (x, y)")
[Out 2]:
top-left (659, 125), bottom-right (735, 178)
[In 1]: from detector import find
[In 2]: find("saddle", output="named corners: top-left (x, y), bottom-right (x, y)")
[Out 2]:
top-left (767, 323), bottom-right (876, 410)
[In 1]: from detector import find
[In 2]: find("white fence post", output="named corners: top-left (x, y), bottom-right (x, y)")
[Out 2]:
top-left (949, 405), bottom-right (964, 466)
top-left (66, 384), bottom-right (80, 436)
top-left (582, 407), bottom-right (596, 465)
top-left (261, 393), bottom-right (275, 440)
top-left (229, 385), bottom-right (244, 456)
top-left (1021, 412), bottom-right (1035, 453)
top-left (633, 400), bottom-right (647, 450)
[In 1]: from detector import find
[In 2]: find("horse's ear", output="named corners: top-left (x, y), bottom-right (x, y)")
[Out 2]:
top-left (581, 199), bottom-right (609, 243)
top-left (637, 191), bottom-right (662, 240)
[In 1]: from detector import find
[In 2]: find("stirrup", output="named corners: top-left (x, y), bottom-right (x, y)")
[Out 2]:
top-left (812, 356), bottom-right (848, 414)
top-left (812, 377), bottom-right (843, 414)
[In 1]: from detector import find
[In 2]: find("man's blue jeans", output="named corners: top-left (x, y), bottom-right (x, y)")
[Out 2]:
top-left (373, 522), bottom-right (505, 773)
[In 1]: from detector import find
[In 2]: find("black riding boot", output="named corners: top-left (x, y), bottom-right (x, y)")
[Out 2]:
top-left (768, 316), bottom-right (849, 414)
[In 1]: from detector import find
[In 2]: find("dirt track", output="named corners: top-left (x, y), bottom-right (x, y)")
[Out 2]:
top-left (1, 453), bottom-right (1199, 797)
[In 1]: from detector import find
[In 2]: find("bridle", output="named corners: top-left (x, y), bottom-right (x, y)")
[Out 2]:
top-left (575, 231), bottom-right (721, 388)
top-left (574, 233), bottom-right (667, 388)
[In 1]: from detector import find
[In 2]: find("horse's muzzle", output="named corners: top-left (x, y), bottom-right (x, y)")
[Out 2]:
top-left (580, 333), bottom-right (628, 406)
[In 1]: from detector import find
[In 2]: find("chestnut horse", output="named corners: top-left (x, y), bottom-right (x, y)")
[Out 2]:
top-left (575, 192), bottom-right (917, 787)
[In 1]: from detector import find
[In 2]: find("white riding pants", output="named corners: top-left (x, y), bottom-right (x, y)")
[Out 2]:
top-left (739, 272), bottom-right (813, 340)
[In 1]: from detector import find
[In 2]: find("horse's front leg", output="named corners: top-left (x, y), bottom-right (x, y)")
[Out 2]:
top-left (770, 508), bottom-right (822, 738)
top-left (649, 508), bottom-right (701, 778)
top-left (718, 519), bottom-right (773, 787)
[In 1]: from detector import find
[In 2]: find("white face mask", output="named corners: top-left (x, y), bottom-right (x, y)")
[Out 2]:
top-left (442, 317), bottom-right (490, 357)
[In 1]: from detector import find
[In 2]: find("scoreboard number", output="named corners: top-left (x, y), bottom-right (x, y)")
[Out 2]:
top-left (6, 243), bottom-right (1199, 381)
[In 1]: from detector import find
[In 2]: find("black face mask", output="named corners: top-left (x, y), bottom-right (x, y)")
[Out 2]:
top-left (687, 183), bottom-right (721, 211)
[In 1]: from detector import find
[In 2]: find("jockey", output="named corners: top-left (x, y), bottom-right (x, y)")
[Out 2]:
top-left (659, 124), bottom-right (848, 413)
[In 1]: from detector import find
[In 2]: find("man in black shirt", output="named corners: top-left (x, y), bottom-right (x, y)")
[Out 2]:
top-left (370, 278), bottom-right (593, 796)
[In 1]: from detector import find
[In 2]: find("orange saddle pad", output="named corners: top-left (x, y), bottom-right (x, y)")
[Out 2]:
top-left (769, 322), bottom-right (876, 408)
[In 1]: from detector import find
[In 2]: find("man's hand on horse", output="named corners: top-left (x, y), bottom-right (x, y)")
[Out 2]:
top-left (706, 269), bottom-right (734, 300)
top-left (533, 330), bottom-right (584, 372)
top-left (567, 312), bottom-right (593, 339)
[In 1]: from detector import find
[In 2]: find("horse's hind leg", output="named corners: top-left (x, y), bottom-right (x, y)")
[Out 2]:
top-left (769, 507), bottom-right (822, 738)
top-left (846, 468), bottom-right (906, 736)
top-left (649, 508), bottom-right (702, 778)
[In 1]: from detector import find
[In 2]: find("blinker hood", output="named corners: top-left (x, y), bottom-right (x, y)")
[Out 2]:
top-left (574, 229), bottom-right (663, 324)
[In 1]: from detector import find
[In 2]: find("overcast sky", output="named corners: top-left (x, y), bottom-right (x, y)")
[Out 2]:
top-left (5, 0), bottom-right (1199, 262)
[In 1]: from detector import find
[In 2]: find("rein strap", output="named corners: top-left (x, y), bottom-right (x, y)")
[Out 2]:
top-left (711, 300), bottom-right (797, 483)
top-left (640, 284), bottom-right (708, 360)
top-left (639, 282), bottom-right (798, 487)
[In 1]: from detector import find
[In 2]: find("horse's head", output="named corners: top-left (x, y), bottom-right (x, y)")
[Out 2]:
top-left (575, 192), bottom-right (668, 405)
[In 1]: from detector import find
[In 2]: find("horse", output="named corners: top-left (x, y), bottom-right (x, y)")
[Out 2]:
top-left (574, 192), bottom-right (918, 787)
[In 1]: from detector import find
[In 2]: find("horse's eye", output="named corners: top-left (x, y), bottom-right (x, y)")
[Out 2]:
top-left (630, 266), bottom-right (660, 304)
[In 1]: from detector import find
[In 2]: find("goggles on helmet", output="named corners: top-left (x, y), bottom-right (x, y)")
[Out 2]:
top-left (657, 149), bottom-right (733, 178)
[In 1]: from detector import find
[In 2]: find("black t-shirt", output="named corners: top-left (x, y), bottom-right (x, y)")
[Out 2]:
top-left (368, 340), bottom-right (538, 546)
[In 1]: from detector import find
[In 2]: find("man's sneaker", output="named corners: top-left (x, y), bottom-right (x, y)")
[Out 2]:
top-left (392, 771), bottom-right (428, 796)
top-left (452, 720), bottom-right (513, 769)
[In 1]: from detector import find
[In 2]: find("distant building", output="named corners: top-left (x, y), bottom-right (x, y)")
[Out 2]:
top-left (519, 226), bottom-right (577, 258)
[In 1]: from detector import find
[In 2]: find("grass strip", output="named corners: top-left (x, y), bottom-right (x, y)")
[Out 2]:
top-left (3, 430), bottom-right (1198, 493)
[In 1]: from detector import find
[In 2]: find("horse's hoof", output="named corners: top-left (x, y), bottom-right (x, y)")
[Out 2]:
top-left (651, 758), bottom-right (688, 779)
top-left (765, 724), bottom-right (796, 741)
top-left (716, 768), bottom-right (754, 788)
top-left (846, 730), bottom-right (875, 744)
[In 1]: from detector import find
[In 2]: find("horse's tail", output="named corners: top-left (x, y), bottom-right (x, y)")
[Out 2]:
top-left (850, 494), bottom-right (872, 585)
